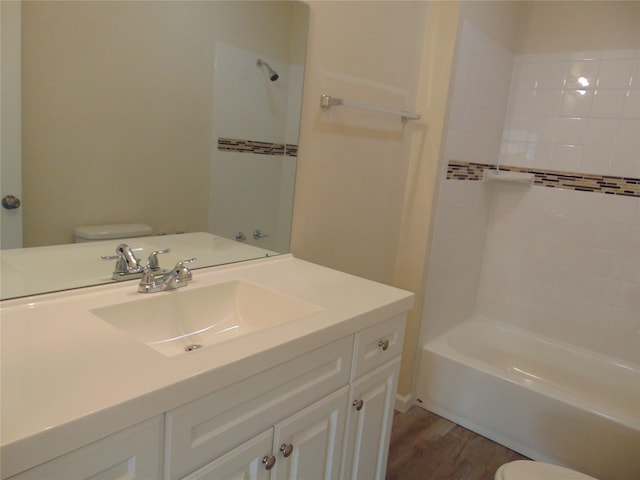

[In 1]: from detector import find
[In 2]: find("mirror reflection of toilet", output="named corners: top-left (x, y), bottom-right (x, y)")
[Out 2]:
top-left (73, 224), bottom-right (152, 243)
top-left (495, 461), bottom-right (599, 480)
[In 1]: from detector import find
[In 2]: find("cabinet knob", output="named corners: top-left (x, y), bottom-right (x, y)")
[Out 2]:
top-left (262, 455), bottom-right (276, 470)
top-left (280, 443), bottom-right (294, 457)
top-left (378, 339), bottom-right (390, 351)
top-left (352, 399), bottom-right (364, 411)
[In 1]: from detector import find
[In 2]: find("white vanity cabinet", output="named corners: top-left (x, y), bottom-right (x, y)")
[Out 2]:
top-left (164, 337), bottom-right (353, 480)
top-left (5, 317), bottom-right (406, 480)
top-left (8, 416), bottom-right (164, 480)
top-left (341, 315), bottom-right (405, 480)
top-left (167, 315), bottom-right (406, 480)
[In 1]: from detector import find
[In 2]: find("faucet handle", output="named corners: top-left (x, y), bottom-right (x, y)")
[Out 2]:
top-left (146, 248), bottom-right (171, 270)
top-left (173, 258), bottom-right (196, 282)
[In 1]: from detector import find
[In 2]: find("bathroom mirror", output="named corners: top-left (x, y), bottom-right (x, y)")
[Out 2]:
top-left (0, 1), bottom-right (309, 300)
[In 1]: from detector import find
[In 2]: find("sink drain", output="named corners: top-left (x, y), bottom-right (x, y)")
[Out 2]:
top-left (185, 344), bottom-right (203, 352)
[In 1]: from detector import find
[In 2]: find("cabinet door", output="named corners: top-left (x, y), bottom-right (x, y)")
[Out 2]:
top-left (341, 357), bottom-right (401, 480)
top-left (181, 429), bottom-right (273, 480)
top-left (165, 337), bottom-right (352, 480)
top-left (9, 416), bottom-right (163, 480)
top-left (272, 387), bottom-right (348, 480)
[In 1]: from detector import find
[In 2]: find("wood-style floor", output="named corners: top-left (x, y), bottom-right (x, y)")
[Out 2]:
top-left (386, 406), bottom-right (528, 480)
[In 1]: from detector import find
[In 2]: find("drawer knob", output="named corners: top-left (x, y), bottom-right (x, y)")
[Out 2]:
top-left (262, 455), bottom-right (276, 470)
top-left (352, 399), bottom-right (364, 411)
top-left (280, 443), bottom-right (294, 457)
top-left (378, 339), bottom-right (390, 351)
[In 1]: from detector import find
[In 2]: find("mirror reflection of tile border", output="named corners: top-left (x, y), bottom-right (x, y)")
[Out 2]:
top-left (446, 160), bottom-right (640, 198)
top-left (218, 137), bottom-right (297, 157)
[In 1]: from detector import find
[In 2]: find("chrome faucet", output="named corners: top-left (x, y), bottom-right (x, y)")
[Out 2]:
top-left (102, 244), bottom-right (170, 281)
top-left (138, 258), bottom-right (196, 293)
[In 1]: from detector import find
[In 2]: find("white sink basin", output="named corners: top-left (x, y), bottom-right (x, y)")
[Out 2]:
top-left (91, 280), bottom-right (321, 357)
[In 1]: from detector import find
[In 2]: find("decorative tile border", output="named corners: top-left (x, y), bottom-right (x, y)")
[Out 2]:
top-left (217, 137), bottom-right (298, 157)
top-left (446, 161), bottom-right (640, 198)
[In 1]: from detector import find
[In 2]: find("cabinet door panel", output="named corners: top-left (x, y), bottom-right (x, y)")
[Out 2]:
top-left (272, 387), bottom-right (348, 480)
top-left (342, 357), bottom-right (401, 480)
top-left (181, 429), bottom-right (273, 480)
top-left (165, 337), bottom-right (352, 480)
top-left (9, 417), bottom-right (163, 480)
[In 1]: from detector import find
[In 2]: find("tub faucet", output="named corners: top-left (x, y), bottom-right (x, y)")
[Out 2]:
top-left (138, 258), bottom-right (196, 293)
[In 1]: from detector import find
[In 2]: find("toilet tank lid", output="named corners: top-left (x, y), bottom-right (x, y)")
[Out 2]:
top-left (495, 461), bottom-right (599, 480)
top-left (74, 224), bottom-right (153, 240)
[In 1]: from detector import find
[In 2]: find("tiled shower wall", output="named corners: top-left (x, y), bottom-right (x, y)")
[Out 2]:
top-left (420, 16), bottom-right (512, 344)
top-left (421, 9), bottom-right (639, 362)
top-left (501, 50), bottom-right (639, 178)
top-left (477, 48), bottom-right (639, 363)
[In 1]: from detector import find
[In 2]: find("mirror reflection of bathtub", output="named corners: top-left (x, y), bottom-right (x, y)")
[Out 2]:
top-left (0, 233), bottom-right (276, 300)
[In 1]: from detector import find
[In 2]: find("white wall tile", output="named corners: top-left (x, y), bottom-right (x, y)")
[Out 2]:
top-left (584, 118), bottom-right (620, 147)
top-left (555, 117), bottom-right (588, 145)
top-left (527, 116), bottom-right (558, 144)
top-left (532, 89), bottom-right (564, 117)
top-left (610, 148), bottom-right (640, 177)
top-left (597, 59), bottom-right (634, 88)
top-left (500, 50), bottom-right (639, 178)
top-left (536, 61), bottom-right (569, 88)
top-left (566, 60), bottom-right (599, 89)
top-left (476, 185), bottom-right (640, 361)
top-left (561, 89), bottom-right (594, 117)
top-left (511, 58), bottom-right (539, 90)
top-left (630, 59), bottom-right (640, 89)
top-left (591, 89), bottom-right (628, 118)
top-left (551, 144), bottom-right (581, 171)
top-left (580, 146), bottom-right (612, 174)
top-left (623, 89), bottom-right (639, 118)
top-left (616, 119), bottom-right (640, 148)
top-left (615, 281), bottom-right (640, 316)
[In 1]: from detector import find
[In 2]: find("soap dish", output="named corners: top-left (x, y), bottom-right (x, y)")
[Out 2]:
top-left (483, 169), bottom-right (534, 185)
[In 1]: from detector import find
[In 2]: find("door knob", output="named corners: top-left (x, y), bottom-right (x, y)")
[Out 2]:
top-left (2, 195), bottom-right (21, 210)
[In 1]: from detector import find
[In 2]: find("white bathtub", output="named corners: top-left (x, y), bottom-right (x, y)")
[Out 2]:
top-left (415, 318), bottom-right (640, 480)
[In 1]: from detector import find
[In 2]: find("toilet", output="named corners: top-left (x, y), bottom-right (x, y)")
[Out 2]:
top-left (73, 223), bottom-right (152, 243)
top-left (495, 461), bottom-right (598, 480)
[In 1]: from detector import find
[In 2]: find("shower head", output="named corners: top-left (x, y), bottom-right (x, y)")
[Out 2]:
top-left (257, 59), bottom-right (279, 82)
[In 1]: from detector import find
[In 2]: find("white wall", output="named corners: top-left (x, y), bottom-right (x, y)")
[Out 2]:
top-left (291, 0), bottom-right (429, 284)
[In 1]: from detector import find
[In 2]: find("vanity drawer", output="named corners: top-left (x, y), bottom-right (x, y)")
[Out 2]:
top-left (164, 336), bottom-right (353, 480)
top-left (351, 314), bottom-right (406, 380)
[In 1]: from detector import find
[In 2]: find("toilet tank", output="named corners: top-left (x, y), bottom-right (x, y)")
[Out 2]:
top-left (73, 224), bottom-right (153, 243)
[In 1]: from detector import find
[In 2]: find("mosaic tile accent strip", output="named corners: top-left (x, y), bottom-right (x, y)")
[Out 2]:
top-left (285, 144), bottom-right (298, 158)
top-left (446, 161), bottom-right (640, 198)
top-left (218, 137), bottom-right (298, 157)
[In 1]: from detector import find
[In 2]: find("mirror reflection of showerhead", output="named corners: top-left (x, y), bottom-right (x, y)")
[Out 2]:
top-left (257, 59), bottom-right (279, 81)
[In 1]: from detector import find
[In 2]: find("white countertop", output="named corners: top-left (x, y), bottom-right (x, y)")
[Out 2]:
top-left (0, 255), bottom-right (413, 478)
